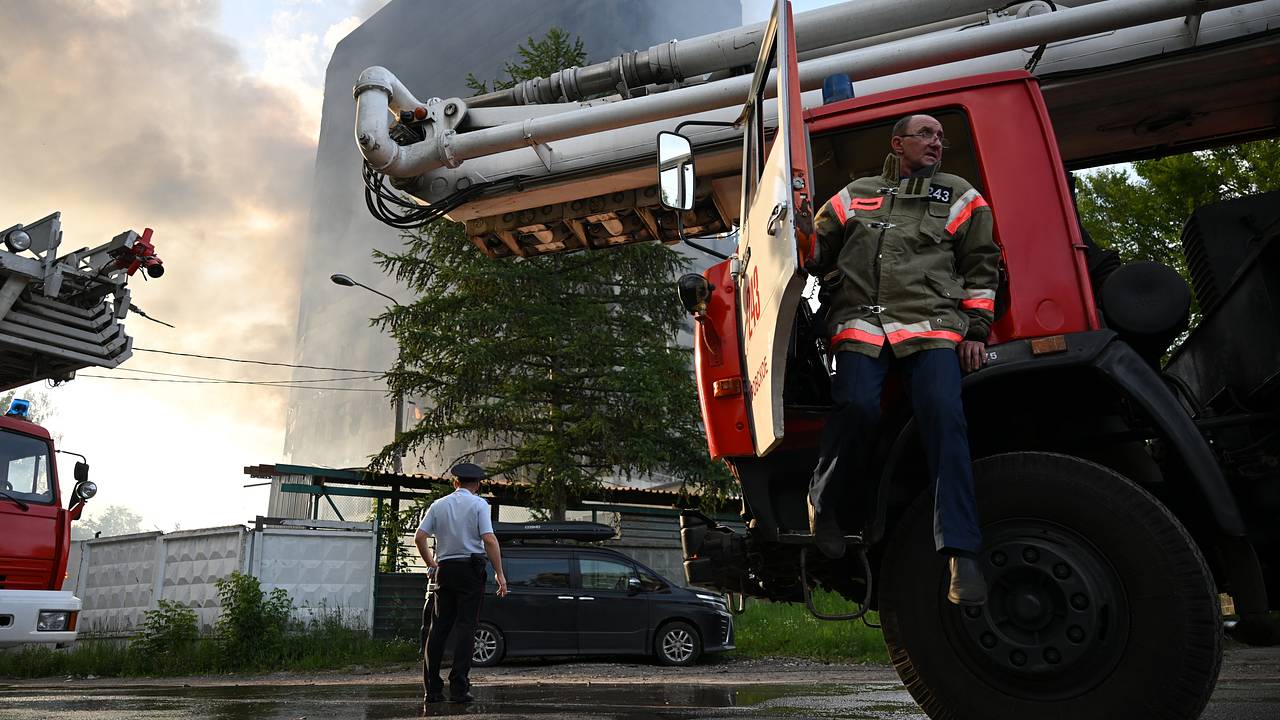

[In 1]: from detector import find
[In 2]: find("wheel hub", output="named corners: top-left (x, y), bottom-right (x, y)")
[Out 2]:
top-left (473, 628), bottom-right (497, 663)
top-left (664, 629), bottom-right (693, 662)
top-left (948, 520), bottom-right (1128, 696)
top-left (1010, 590), bottom-right (1047, 627)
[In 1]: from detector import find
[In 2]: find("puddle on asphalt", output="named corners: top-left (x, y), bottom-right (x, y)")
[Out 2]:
top-left (0, 682), bottom-right (927, 719)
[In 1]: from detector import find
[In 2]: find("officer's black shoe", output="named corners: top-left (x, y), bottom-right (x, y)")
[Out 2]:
top-left (423, 692), bottom-right (446, 703)
top-left (807, 496), bottom-right (846, 559)
top-left (947, 556), bottom-right (987, 606)
top-left (448, 691), bottom-right (475, 703)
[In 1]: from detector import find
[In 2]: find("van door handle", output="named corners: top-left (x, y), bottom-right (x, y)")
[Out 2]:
top-left (578, 596), bottom-right (595, 601)
top-left (557, 595), bottom-right (574, 600)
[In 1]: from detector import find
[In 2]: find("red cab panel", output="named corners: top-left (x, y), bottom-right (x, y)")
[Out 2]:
top-left (0, 416), bottom-right (65, 591)
top-left (695, 260), bottom-right (754, 459)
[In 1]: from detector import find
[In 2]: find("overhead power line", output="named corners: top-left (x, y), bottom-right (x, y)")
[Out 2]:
top-left (112, 367), bottom-right (384, 384)
top-left (133, 347), bottom-right (384, 374)
top-left (76, 374), bottom-right (388, 392)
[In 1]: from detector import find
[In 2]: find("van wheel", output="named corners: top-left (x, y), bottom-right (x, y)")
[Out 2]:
top-left (655, 621), bottom-right (702, 666)
top-left (880, 452), bottom-right (1221, 719)
top-left (471, 622), bottom-right (504, 667)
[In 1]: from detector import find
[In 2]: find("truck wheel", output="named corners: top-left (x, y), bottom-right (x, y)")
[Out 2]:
top-left (471, 622), bottom-right (504, 667)
top-left (655, 621), bottom-right (702, 666)
top-left (880, 452), bottom-right (1221, 720)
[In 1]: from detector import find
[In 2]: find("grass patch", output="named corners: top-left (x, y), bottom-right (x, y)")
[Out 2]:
top-left (0, 575), bottom-right (419, 679)
top-left (731, 590), bottom-right (889, 664)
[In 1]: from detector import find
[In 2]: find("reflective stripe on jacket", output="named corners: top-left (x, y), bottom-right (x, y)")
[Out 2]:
top-left (806, 154), bottom-right (1001, 358)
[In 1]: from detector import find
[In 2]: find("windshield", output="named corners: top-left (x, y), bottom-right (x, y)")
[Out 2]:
top-left (0, 430), bottom-right (54, 504)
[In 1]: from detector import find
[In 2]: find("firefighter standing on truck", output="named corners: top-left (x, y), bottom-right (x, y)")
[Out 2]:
top-left (415, 462), bottom-right (508, 704)
top-left (805, 114), bottom-right (1000, 606)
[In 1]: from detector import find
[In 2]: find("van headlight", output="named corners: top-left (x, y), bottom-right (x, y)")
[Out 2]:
top-left (695, 592), bottom-right (728, 609)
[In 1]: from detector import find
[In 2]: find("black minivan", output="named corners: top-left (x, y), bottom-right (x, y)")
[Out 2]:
top-left (440, 523), bottom-right (735, 667)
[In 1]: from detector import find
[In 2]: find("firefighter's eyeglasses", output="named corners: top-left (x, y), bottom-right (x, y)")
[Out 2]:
top-left (899, 130), bottom-right (950, 148)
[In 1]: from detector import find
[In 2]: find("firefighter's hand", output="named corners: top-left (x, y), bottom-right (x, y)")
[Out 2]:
top-left (958, 340), bottom-right (987, 373)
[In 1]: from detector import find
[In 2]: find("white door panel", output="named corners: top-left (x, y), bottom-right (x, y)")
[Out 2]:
top-left (739, 143), bottom-right (806, 454)
top-left (736, 0), bottom-right (813, 455)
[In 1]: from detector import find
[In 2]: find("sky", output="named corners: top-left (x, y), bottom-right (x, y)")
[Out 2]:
top-left (0, 0), bottom-right (836, 534)
top-left (0, 0), bottom-right (387, 532)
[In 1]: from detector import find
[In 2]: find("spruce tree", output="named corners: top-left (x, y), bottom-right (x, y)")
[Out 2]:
top-left (373, 30), bottom-right (733, 517)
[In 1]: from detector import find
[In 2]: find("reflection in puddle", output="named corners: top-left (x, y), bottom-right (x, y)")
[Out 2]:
top-left (0, 682), bottom-right (927, 719)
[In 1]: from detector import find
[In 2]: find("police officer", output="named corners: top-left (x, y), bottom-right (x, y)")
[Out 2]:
top-left (806, 114), bottom-right (1000, 606)
top-left (416, 462), bottom-right (508, 703)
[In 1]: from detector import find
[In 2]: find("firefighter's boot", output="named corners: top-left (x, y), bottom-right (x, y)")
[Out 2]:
top-left (947, 556), bottom-right (987, 606)
top-left (808, 495), bottom-right (846, 559)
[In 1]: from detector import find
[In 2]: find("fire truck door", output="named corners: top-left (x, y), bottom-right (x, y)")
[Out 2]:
top-left (737, 0), bottom-right (814, 456)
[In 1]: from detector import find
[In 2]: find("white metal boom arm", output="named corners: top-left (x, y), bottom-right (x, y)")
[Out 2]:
top-left (353, 0), bottom-right (1279, 257)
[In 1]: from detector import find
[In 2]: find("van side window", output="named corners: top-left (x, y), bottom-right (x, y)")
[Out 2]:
top-left (638, 568), bottom-right (667, 592)
top-left (579, 557), bottom-right (637, 592)
top-left (500, 556), bottom-right (571, 588)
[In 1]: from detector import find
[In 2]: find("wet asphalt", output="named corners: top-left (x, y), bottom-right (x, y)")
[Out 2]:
top-left (2, 676), bottom-right (1278, 720)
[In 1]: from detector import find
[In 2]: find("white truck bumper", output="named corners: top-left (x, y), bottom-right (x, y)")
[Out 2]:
top-left (0, 590), bottom-right (82, 648)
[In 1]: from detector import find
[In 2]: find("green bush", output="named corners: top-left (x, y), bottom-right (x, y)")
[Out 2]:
top-left (134, 599), bottom-right (199, 668)
top-left (215, 572), bottom-right (293, 668)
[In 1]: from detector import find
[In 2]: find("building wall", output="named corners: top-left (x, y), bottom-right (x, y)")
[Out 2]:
top-left (284, 0), bottom-right (742, 474)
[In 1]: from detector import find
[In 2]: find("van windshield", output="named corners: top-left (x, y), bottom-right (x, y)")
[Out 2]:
top-left (0, 430), bottom-right (54, 504)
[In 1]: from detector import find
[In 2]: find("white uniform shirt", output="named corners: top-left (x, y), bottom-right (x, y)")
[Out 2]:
top-left (418, 488), bottom-right (494, 561)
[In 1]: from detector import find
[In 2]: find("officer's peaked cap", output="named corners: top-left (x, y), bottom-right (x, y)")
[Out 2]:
top-left (450, 462), bottom-right (488, 481)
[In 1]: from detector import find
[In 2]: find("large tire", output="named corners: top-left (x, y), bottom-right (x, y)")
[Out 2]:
top-left (655, 621), bottom-right (702, 666)
top-left (471, 622), bottom-right (505, 667)
top-left (880, 452), bottom-right (1221, 720)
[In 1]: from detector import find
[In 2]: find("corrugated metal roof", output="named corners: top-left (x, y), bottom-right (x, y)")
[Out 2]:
top-left (244, 462), bottom-right (738, 512)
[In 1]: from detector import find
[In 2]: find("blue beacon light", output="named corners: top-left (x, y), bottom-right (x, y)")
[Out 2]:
top-left (822, 73), bottom-right (855, 105)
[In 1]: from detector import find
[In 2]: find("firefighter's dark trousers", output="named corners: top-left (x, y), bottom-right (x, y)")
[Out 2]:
top-left (809, 345), bottom-right (982, 555)
top-left (424, 557), bottom-right (486, 697)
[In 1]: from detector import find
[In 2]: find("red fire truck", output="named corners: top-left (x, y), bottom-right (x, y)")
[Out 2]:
top-left (352, 1), bottom-right (1280, 716)
top-left (0, 401), bottom-right (96, 648)
top-left (0, 213), bottom-right (162, 646)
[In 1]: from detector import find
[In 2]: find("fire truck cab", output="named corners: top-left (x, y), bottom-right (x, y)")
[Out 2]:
top-left (0, 402), bottom-right (96, 648)
top-left (351, 1), bottom-right (1280, 716)
top-left (663, 5), bottom-right (1272, 718)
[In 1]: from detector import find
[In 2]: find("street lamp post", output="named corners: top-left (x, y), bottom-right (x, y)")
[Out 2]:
top-left (330, 273), bottom-right (405, 474)
top-left (331, 273), bottom-right (408, 570)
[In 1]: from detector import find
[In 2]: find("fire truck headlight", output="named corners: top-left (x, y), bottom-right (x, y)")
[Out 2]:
top-left (37, 611), bottom-right (72, 632)
top-left (4, 229), bottom-right (31, 253)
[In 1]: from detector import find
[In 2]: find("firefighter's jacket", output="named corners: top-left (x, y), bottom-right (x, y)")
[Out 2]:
top-left (806, 154), bottom-right (1001, 358)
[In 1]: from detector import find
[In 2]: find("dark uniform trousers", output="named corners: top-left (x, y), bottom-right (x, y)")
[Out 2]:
top-left (424, 556), bottom-right (486, 696)
top-left (810, 345), bottom-right (982, 555)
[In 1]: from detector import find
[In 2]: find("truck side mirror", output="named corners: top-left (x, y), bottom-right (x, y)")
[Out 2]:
top-left (73, 461), bottom-right (89, 484)
top-left (656, 132), bottom-right (695, 211)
